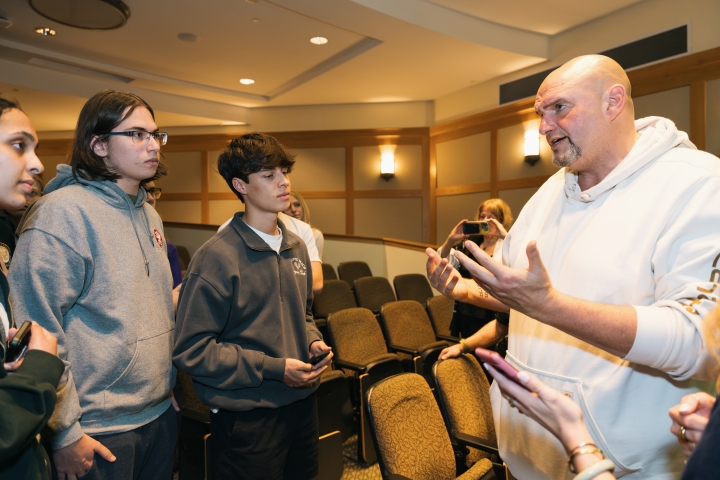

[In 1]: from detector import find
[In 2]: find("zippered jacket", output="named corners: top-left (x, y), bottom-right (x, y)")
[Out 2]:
top-left (9, 165), bottom-right (175, 450)
top-left (493, 117), bottom-right (720, 479)
top-left (173, 212), bottom-right (322, 411)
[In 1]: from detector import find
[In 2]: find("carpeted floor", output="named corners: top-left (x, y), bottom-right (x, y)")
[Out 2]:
top-left (340, 435), bottom-right (381, 480)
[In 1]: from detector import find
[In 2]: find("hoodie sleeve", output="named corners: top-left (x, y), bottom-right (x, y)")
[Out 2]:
top-left (306, 256), bottom-right (322, 349)
top-left (624, 175), bottom-right (720, 381)
top-left (9, 229), bottom-right (87, 449)
top-left (174, 272), bottom-right (287, 388)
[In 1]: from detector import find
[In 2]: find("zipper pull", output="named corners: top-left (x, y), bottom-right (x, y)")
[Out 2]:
top-left (145, 261), bottom-right (150, 277)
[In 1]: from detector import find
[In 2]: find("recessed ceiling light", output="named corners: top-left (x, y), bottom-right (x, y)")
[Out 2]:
top-left (252, 18), bottom-right (260, 23)
top-left (310, 36), bottom-right (328, 45)
top-left (239, 78), bottom-right (255, 85)
top-left (35, 27), bottom-right (56, 36)
top-left (177, 32), bottom-right (198, 42)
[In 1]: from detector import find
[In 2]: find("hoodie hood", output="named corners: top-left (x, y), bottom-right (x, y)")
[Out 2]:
top-left (45, 164), bottom-right (148, 209)
top-left (563, 116), bottom-right (696, 203)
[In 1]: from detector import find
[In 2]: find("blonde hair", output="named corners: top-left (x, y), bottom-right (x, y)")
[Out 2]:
top-left (476, 198), bottom-right (513, 231)
top-left (289, 191), bottom-right (311, 225)
top-left (703, 306), bottom-right (720, 390)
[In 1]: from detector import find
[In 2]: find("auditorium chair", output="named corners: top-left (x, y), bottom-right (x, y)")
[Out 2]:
top-left (337, 261), bottom-right (372, 289)
top-left (353, 276), bottom-right (397, 315)
top-left (327, 307), bottom-right (404, 464)
top-left (433, 355), bottom-right (507, 479)
top-left (175, 244), bottom-right (192, 276)
top-left (379, 300), bottom-right (450, 383)
top-left (314, 369), bottom-right (354, 480)
top-left (177, 370), bottom-right (213, 480)
top-left (426, 295), bottom-right (459, 342)
top-left (393, 273), bottom-right (434, 305)
top-left (322, 263), bottom-right (338, 281)
top-left (312, 279), bottom-right (357, 336)
top-left (365, 373), bottom-right (494, 480)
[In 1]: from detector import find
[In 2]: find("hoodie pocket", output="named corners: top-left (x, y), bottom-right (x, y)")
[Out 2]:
top-left (102, 329), bottom-right (173, 418)
top-left (504, 354), bottom-right (641, 477)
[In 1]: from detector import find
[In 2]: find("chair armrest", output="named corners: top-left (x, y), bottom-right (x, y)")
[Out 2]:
top-left (333, 359), bottom-right (368, 373)
top-left (388, 344), bottom-right (420, 356)
top-left (454, 432), bottom-right (499, 456)
top-left (365, 354), bottom-right (403, 372)
top-left (436, 334), bottom-right (459, 343)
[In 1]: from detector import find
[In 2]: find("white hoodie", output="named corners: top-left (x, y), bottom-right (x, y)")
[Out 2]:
top-left (493, 118), bottom-right (720, 479)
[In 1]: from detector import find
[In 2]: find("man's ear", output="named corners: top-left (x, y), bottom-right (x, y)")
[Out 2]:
top-left (232, 177), bottom-right (248, 197)
top-left (91, 136), bottom-right (109, 158)
top-left (604, 84), bottom-right (627, 122)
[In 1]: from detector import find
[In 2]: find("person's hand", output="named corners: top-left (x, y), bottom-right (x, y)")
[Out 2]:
top-left (426, 248), bottom-right (471, 302)
top-left (445, 219), bottom-right (470, 246)
top-left (5, 322), bottom-right (58, 371)
top-left (669, 392), bottom-right (715, 456)
top-left (309, 341), bottom-right (333, 371)
top-left (485, 218), bottom-right (508, 239)
top-left (485, 363), bottom-right (591, 451)
top-left (439, 343), bottom-right (464, 360)
top-left (172, 284), bottom-right (182, 312)
top-left (53, 434), bottom-right (116, 480)
top-left (169, 390), bottom-right (181, 412)
top-left (283, 358), bottom-right (327, 388)
top-left (457, 241), bottom-right (555, 319)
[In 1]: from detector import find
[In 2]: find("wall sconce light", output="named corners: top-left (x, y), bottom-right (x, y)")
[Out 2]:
top-left (380, 151), bottom-right (395, 180)
top-left (524, 130), bottom-right (540, 166)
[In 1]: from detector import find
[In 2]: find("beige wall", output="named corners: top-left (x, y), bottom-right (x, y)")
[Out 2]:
top-left (436, 133), bottom-right (491, 187)
top-left (435, 0), bottom-right (720, 122)
top-left (305, 198), bottom-right (345, 236)
top-left (634, 87), bottom-right (691, 134)
top-left (354, 197), bottom-right (423, 242)
top-left (497, 119), bottom-right (558, 180)
top-left (156, 200), bottom-right (202, 224)
top-left (290, 148), bottom-right (345, 191)
top-left (499, 187), bottom-right (541, 224)
top-left (38, 154), bottom-right (68, 184)
top-left (706, 78), bottom-right (720, 157)
top-left (436, 192), bottom-right (490, 244)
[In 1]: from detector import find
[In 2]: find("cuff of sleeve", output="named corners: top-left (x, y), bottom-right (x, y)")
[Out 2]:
top-left (624, 305), bottom-right (674, 367)
top-left (262, 356), bottom-right (286, 382)
top-left (307, 332), bottom-right (323, 349)
top-left (52, 421), bottom-right (84, 450)
top-left (16, 350), bottom-right (64, 387)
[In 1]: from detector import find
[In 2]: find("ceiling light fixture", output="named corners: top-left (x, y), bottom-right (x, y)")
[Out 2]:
top-left (239, 78), bottom-right (255, 85)
top-left (524, 130), bottom-right (540, 166)
top-left (34, 27), bottom-right (56, 36)
top-left (310, 36), bottom-right (328, 45)
top-left (29, 0), bottom-right (130, 30)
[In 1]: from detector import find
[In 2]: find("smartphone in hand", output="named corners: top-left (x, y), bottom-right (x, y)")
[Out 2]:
top-left (474, 347), bottom-right (528, 389)
top-left (308, 350), bottom-right (331, 366)
top-left (462, 221), bottom-right (490, 235)
top-left (6, 321), bottom-right (31, 363)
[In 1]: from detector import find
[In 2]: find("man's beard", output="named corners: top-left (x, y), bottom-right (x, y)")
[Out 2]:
top-left (552, 138), bottom-right (582, 167)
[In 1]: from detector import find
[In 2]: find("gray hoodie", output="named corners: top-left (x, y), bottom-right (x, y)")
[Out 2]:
top-left (9, 165), bottom-right (174, 450)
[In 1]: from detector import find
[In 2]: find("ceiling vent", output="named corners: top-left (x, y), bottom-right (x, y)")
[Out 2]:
top-left (29, 0), bottom-right (130, 30)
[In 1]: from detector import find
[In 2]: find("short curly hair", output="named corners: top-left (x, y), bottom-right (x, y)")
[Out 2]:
top-left (217, 132), bottom-right (295, 203)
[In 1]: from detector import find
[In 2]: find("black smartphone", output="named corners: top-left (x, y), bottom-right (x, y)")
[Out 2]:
top-left (6, 321), bottom-right (31, 363)
top-left (462, 221), bottom-right (490, 235)
top-left (308, 350), bottom-right (331, 366)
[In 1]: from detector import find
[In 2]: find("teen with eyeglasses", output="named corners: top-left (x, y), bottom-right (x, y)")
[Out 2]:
top-left (10, 90), bottom-right (179, 480)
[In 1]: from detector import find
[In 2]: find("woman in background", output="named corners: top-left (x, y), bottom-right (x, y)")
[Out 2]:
top-left (285, 190), bottom-right (324, 259)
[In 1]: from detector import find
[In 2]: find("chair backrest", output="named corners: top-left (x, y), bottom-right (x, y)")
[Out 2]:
top-left (322, 263), bottom-right (338, 280)
top-left (312, 280), bottom-right (357, 318)
top-left (337, 261), bottom-right (372, 287)
top-left (366, 373), bottom-right (457, 480)
top-left (380, 300), bottom-right (439, 351)
top-left (354, 276), bottom-right (396, 313)
top-left (327, 307), bottom-right (390, 365)
top-left (433, 354), bottom-right (497, 465)
top-left (393, 273), bottom-right (434, 304)
top-left (426, 295), bottom-right (454, 338)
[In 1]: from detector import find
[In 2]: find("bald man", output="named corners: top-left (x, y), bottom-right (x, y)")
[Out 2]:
top-left (428, 55), bottom-right (720, 478)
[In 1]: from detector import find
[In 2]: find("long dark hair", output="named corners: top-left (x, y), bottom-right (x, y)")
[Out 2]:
top-left (70, 90), bottom-right (167, 182)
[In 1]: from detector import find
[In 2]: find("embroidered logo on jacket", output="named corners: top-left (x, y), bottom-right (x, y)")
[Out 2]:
top-left (292, 258), bottom-right (307, 276)
top-left (153, 229), bottom-right (164, 247)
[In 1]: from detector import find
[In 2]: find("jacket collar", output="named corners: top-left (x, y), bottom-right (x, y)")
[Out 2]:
top-left (230, 212), bottom-right (300, 252)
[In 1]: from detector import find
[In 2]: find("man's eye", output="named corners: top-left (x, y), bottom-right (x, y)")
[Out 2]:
top-left (11, 141), bottom-right (24, 150)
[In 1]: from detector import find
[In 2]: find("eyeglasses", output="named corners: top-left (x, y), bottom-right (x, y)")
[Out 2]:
top-left (145, 187), bottom-right (162, 199)
top-left (105, 130), bottom-right (168, 146)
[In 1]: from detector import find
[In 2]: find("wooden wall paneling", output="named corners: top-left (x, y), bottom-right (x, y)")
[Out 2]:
top-left (201, 151), bottom-right (210, 224)
top-left (490, 130), bottom-right (498, 198)
top-left (690, 80), bottom-right (707, 150)
top-left (435, 183), bottom-right (491, 197)
top-left (345, 146), bottom-right (354, 235)
top-left (497, 175), bottom-right (552, 190)
top-left (353, 190), bottom-right (423, 198)
top-left (422, 134), bottom-right (434, 244)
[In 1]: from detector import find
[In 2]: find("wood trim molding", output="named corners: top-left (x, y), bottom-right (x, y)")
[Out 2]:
top-left (162, 193), bottom-right (202, 201)
top-left (497, 175), bottom-right (552, 191)
top-left (353, 189), bottom-right (423, 198)
top-left (324, 233), bottom-right (435, 252)
top-left (436, 182), bottom-right (491, 197)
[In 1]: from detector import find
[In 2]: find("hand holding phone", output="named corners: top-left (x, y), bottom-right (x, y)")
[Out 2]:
top-left (474, 347), bottom-right (528, 389)
top-left (308, 350), bottom-right (331, 366)
top-left (462, 221), bottom-right (490, 235)
top-left (6, 321), bottom-right (32, 363)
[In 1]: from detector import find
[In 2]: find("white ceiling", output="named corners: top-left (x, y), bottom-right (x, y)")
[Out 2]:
top-left (0, 0), bottom-right (652, 130)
